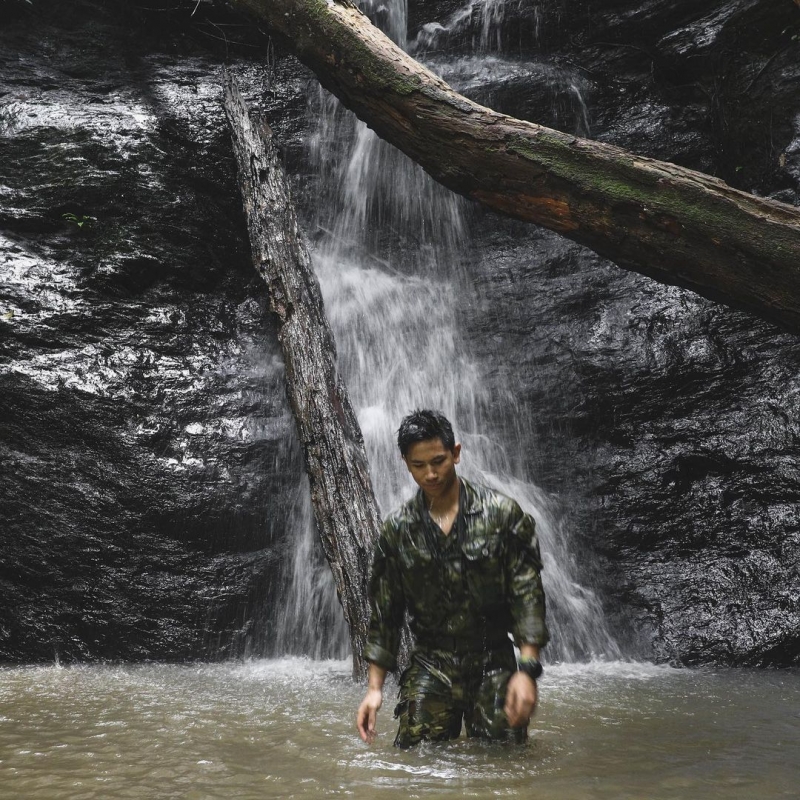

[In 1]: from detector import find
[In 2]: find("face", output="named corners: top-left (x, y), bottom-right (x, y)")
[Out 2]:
top-left (403, 438), bottom-right (461, 500)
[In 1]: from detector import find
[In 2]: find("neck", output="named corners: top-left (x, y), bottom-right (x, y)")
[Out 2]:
top-left (425, 475), bottom-right (460, 512)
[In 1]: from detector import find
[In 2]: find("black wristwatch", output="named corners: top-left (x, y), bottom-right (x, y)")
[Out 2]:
top-left (517, 657), bottom-right (543, 681)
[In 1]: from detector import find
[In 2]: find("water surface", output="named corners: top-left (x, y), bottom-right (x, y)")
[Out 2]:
top-left (1, 660), bottom-right (797, 798)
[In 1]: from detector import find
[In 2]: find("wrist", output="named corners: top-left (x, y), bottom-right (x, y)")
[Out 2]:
top-left (517, 656), bottom-right (543, 681)
top-left (366, 662), bottom-right (388, 693)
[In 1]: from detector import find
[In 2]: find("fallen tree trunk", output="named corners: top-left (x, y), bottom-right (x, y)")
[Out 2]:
top-left (232, 0), bottom-right (800, 332)
top-left (223, 69), bottom-right (382, 677)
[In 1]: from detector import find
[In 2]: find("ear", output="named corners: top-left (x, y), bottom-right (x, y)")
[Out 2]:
top-left (452, 442), bottom-right (461, 464)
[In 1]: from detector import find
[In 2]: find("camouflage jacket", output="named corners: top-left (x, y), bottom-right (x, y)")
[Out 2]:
top-left (363, 478), bottom-right (549, 671)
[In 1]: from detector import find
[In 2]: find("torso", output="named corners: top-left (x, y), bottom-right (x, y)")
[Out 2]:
top-left (385, 479), bottom-right (515, 644)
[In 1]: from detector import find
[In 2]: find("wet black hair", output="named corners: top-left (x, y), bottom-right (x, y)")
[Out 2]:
top-left (397, 409), bottom-right (456, 456)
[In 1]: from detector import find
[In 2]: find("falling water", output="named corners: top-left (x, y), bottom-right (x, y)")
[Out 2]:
top-left (275, 0), bottom-right (619, 663)
top-left (411, 0), bottom-right (590, 139)
top-left (412, 0), bottom-right (519, 52)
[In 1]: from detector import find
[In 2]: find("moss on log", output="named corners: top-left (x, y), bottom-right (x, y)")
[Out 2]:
top-left (232, 0), bottom-right (800, 332)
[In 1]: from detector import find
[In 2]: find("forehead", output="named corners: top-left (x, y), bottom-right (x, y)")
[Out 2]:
top-left (405, 438), bottom-right (451, 461)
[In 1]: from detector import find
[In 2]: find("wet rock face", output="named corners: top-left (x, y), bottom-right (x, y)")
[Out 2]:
top-left (469, 216), bottom-right (800, 666)
top-left (412, 0), bottom-right (800, 195)
top-left (433, 0), bottom-right (800, 665)
top-left (0, 0), bottom-right (299, 661)
top-left (1, 0), bottom-right (799, 665)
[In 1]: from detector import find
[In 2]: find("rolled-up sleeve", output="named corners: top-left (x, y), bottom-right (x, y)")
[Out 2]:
top-left (506, 504), bottom-right (549, 648)
top-left (363, 522), bottom-right (405, 671)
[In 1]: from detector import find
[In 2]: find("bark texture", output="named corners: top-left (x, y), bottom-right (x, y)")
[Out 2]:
top-left (232, 0), bottom-right (800, 332)
top-left (223, 69), bottom-right (381, 676)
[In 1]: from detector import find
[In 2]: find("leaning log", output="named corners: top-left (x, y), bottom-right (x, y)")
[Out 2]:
top-left (231, 0), bottom-right (800, 333)
top-left (223, 69), bottom-right (381, 677)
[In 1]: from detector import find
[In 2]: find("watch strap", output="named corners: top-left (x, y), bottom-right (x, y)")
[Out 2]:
top-left (517, 657), bottom-right (543, 681)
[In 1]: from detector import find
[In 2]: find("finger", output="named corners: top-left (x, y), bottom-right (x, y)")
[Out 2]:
top-left (508, 682), bottom-right (534, 727)
top-left (505, 688), bottom-right (521, 726)
top-left (357, 708), bottom-right (369, 742)
top-left (367, 708), bottom-right (377, 742)
top-left (504, 683), bottom-right (516, 711)
top-left (505, 706), bottom-right (516, 727)
top-left (358, 706), bottom-right (377, 744)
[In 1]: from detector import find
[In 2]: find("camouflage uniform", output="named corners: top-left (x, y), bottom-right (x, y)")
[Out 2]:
top-left (363, 478), bottom-right (549, 747)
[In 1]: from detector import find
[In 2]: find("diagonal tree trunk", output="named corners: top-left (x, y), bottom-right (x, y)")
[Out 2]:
top-left (231, 0), bottom-right (800, 333)
top-left (223, 69), bottom-right (381, 677)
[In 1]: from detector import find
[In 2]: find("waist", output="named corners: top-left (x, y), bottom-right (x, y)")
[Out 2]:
top-left (414, 631), bottom-right (512, 654)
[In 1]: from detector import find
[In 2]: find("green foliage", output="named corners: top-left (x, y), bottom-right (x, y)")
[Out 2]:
top-left (62, 212), bottom-right (94, 229)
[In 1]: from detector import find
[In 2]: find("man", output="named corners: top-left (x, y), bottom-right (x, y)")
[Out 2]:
top-left (356, 409), bottom-right (549, 747)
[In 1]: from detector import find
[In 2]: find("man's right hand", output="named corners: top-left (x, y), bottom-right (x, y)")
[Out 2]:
top-left (356, 688), bottom-right (383, 743)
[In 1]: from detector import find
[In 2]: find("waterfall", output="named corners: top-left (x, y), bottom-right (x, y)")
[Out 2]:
top-left (411, 0), bottom-right (544, 53)
top-left (274, 0), bottom-right (620, 663)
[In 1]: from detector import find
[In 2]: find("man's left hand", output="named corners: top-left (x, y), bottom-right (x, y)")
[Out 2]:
top-left (504, 671), bottom-right (537, 727)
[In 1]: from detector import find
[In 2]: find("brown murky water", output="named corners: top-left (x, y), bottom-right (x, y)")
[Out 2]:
top-left (1, 659), bottom-right (798, 799)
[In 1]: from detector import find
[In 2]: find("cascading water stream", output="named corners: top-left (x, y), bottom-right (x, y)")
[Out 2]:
top-left (415, 0), bottom-right (512, 51)
top-left (274, 0), bottom-right (619, 663)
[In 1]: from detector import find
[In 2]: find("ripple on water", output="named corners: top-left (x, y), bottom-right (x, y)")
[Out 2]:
top-left (0, 660), bottom-right (798, 799)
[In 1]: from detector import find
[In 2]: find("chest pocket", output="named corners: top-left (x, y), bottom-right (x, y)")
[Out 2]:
top-left (461, 529), bottom-right (506, 610)
top-left (398, 540), bottom-right (441, 614)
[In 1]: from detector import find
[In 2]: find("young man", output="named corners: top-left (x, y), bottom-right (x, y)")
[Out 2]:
top-left (356, 409), bottom-right (549, 747)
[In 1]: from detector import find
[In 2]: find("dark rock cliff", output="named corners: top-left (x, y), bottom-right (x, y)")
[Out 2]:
top-left (1, 0), bottom-right (798, 665)
top-left (0, 0), bottom-right (296, 661)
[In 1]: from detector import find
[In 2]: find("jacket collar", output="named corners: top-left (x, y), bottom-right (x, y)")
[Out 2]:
top-left (413, 476), bottom-right (483, 519)
top-left (460, 477), bottom-right (484, 516)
